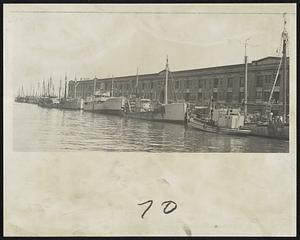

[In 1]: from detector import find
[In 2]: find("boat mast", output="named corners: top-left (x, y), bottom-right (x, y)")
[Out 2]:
top-left (244, 37), bottom-right (250, 118)
top-left (74, 75), bottom-right (78, 99)
top-left (59, 78), bottom-right (62, 99)
top-left (50, 76), bottom-right (53, 97)
top-left (136, 68), bottom-right (139, 97)
top-left (282, 13), bottom-right (288, 123)
top-left (93, 76), bottom-right (97, 96)
top-left (164, 56), bottom-right (169, 104)
top-left (111, 75), bottom-right (114, 97)
top-left (64, 74), bottom-right (67, 99)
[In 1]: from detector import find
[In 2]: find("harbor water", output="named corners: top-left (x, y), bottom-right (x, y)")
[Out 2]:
top-left (13, 103), bottom-right (289, 152)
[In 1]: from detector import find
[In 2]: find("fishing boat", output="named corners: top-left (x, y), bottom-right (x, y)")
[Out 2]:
top-left (83, 91), bottom-right (126, 115)
top-left (38, 96), bottom-right (60, 108)
top-left (37, 76), bottom-right (60, 108)
top-left (60, 98), bottom-right (83, 110)
top-left (59, 76), bottom-right (84, 110)
top-left (15, 85), bottom-right (27, 103)
top-left (123, 57), bottom-right (189, 124)
top-left (189, 105), bottom-right (250, 136)
top-left (242, 13), bottom-right (289, 140)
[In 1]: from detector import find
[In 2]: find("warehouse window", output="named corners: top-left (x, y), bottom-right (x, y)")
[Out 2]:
top-left (185, 80), bottom-right (191, 89)
top-left (213, 79), bottom-right (218, 88)
top-left (185, 93), bottom-right (190, 101)
top-left (150, 82), bottom-right (154, 89)
top-left (263, 91), bottom-right (269, 102)
top-left (197, 92), bottom-right (202, 100)
top-left (256, 91), bottom-right (263, 99)
top-left (256, 76), bottom-right (264, 87)
top-left (239, 92), bottom-right (245, 103)
top-left (175, 81), bottom-right (179, 89)
top-left (265, 75), bottom-right (272, 84)
top-left (227, 78), bottom-right (233, 88)
top-left (275, 74), bottom-right (281, 86)
top-left (240, 77), bottom-right (245, 87)
top-left (213, 92), bottom-right (218, 101)
top-left (273, 92), bottom-right (279, 103)
top-left (226, 92), bottom-right (232, 102)
top-left (198, 80), bottom-right (203, 88)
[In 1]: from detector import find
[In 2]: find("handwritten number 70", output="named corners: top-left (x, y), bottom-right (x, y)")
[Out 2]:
top-left (138, 200), bottom-right (177, 219)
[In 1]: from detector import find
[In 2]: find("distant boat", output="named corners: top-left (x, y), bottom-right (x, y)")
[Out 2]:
top-left (123, 57), bottom-right (189, 124)
top-left (83, 91), bottom-right (126, 115)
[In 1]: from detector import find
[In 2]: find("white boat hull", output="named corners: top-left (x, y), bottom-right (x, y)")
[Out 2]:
top-left (83, 97), bottom-right (125, 115)
top-left (189, 118), bottom-right (250, 136)
top-left (124, 103), bottom-right (188, 124)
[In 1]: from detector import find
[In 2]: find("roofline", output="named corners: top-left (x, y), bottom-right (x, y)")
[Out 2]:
top-left (68, 56), bottom-right (287, 83)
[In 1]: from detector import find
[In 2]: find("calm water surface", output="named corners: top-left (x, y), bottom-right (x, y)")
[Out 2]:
top-left (13, 103), bottom-right (289, 152)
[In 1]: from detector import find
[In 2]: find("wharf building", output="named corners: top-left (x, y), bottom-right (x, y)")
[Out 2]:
top-left (68, 56), bottom-right (289, 115)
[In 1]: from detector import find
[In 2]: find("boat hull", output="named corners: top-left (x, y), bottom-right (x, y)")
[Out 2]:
top-left (83, 97), bottom-right (125, 116)
top-left (189, 118), bottom-right (250, 136)
top-left (60, 99), bottom-right (83, 110)
top-left (243, 123), bottom-right (289, 140)
top-left (124, 103), bottom-right (188, 124)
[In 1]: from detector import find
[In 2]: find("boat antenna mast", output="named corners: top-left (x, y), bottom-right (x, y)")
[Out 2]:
top-left (164, 55), bottom-right (169, 104)
top-left (64, 73), bottom-right (67, 99)
top-left (111, 75), bottom-right (114, 97)
top-left (282, 12), bottom-right (288, 123)
top-left (244, 37), bottom-right (250, 119)
top-left (93, 76), bottom-right (97, 100)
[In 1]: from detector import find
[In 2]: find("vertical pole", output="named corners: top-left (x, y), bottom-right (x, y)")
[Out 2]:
top-left (59, 78), bottom-right (62, 99)
top-left (136, 68), bottom-right (139, 97)
top-left (111, 75), bottom-right (114, 97)
top-left (244, 38), bottom-right (250, 118)
top-left (64, 74), bottom-right (67, 99)
top-left (93, 77), bottom-right (96, 99)
top-left (165, 56), bottom-right (169, 105)
top-left (282, 13), bottom-right (288, 123)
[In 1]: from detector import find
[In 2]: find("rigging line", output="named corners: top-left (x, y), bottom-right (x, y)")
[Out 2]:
top-left (268, 55), bottom-right (283, 104)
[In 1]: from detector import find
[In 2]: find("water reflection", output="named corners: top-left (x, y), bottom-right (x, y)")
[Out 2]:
top-left (13, 103), bottom-right (289, 152)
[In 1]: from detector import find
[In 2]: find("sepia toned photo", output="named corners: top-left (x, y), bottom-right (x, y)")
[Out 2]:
top-left (9, 4), bottom-right (293, 152)
top-left (4, 3), bottom-right (296, 237)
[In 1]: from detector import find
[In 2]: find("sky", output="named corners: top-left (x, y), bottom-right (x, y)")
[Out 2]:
top-left (4, 4), bottom-right (296, 95)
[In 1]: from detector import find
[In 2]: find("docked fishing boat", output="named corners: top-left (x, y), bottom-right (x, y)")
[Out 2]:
top-left (15, 85), bottom-right (27, 103)
top-left (38, 96), bottom-right (60, 108)
top-left (123, 57), bottom-right (188, 124)
top-left (189, 106), bottom-right (251, 136)
top-left (15, 96), bottom-right (27, 103)
top-left (60, 98), bottom-right (83, 110)
top-left (240, 13), bottom-right (289, 141)
top-left (241, 122), bottom-right (289, 140)
top-left (124, 98), bottom-right (188, 124)
top-left (83, 91), bottom-right (126, 115)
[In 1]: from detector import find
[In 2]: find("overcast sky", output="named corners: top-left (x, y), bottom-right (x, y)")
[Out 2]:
top-left (4, 4), bottom-right (296, 95)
